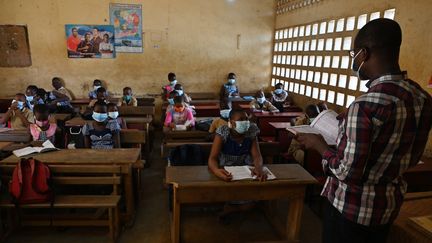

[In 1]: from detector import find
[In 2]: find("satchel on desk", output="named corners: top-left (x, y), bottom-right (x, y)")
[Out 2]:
top-left (9, 158), bottom-right (53, 204)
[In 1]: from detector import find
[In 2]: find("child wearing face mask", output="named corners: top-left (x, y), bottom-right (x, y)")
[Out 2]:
top-left (0, 93), bottom-right (34, 129)
top-left (107, 103), bottom-right (127, 129)
top-left (25, 85), bottom-right (38, 111)
top-left (83, 101), bottom-right (120, 149)
top-left (250, 90), bottom-right (279, 113)
top-left (117, 87), bottom-right (137, 107)
top-left (88, 79), bottom-right (108, 100)
top-left (174, 83), bottom-right (192, 104)
top-left (209, 106), bottom-right (230, 134)
top-left (162, 72), bottom-right (177, 100)
top-left (29, 104), bottom-right (57, 143)
top-left (164, 96), bottom-right (195, 131)
top-left (270, 83), bottom-right (291, 112)
top-left (220, 73), bottom-right (240, 109)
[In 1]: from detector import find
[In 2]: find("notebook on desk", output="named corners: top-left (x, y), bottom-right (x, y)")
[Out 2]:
top-left (13, 140), bottom-right (59, 157)
top-left (224, 166), bottom-right (276, 181)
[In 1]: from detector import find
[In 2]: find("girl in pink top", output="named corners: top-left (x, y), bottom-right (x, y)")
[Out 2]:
top-left (164, 96), bottom-right (195, 130)
top-left (29, 104), bottom-right (57, 143)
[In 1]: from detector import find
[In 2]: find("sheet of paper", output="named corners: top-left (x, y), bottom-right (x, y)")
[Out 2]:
top-left (13, 147), bottom-right (37, 157)
top-left (310, 109), bottom-right (339, 145)
top-left (224, 166), bottom-right (253, 180)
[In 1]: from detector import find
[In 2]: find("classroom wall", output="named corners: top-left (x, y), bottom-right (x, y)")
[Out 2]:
top-left (274, 0), bottom-right (432, 157)
top-left (0, 0), bottom-right (275, 98)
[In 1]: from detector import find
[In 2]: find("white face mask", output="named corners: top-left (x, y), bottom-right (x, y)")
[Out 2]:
top-left (257, 97), bottom-right (266, 104)
top-left (94, 85), bottom-right (101, 91)
top-left (220, 109), bottom-right (231, 118)
top-left (108, 111), bottom-right (119, 119)
top-left (228, 79), bottom-right (236, 85)
top-left (233, 120), bottom-right (250, 134)
top-left (351, 49), bottom-right (365, 80)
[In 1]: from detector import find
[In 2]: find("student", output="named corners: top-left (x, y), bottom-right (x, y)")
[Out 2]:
top-left (35, 88), bottom-right (47, 105)
top-left (270, 83), bottom-right (290, 112)
top-left (250, 90), bottom-right (279, 113)
top-left (164, 96), bottom-right (195, 131)
top-left (25, 85), bottom-right (38, 111)
top-left (107, 103), bottom-right (127, 129)
top-left (209, 107), bottom-right (230, 134)
top-left (88, 79), bottom-right (108, 100)
top-left (89, 87), bottom-right (108, 108)
top-left (174, 83), bottom-right (192, 104)
top-left (29, 104), bottom-right (57, 143)
top-left (220, 73), bottom-right (239, 109)
top-left (0, 93), bottom-right (34, 129)
top-left (117, 87), bottom-right (137, 107)
top-left (287, 104), bottom-right (321, 165)
top-left (162, 72), bottom-right (177, 100)
top-left (83, 101), bottom-right (120, 149)
top-left (297, 19), bottom-right (432, 243)
top-left (48, 77), bottom-right (74, 114)
top-left (166, 90), bottom-right (179, 114)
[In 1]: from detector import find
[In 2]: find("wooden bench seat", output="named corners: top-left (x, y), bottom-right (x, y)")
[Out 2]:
top-left (0, 195), bottom-right (120, 208)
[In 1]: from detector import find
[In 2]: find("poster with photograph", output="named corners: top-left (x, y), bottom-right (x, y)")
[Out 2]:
top-left (110, 3), bottom-right (143, 53)
top-left (65, 25), bottom-right (116, 58)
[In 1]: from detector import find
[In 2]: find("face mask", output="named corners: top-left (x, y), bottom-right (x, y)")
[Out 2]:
top-left (176, 90), bottom-right (184, 96)
top-left (233, 120), bottom-right (250, 134)
top-left (35, 119), bottom-right (50, 127)
top-left (92, 112), bottom-right (108, 122)
top-left (257, 97), bottom-right (266, 104)
top-left (220, 109), bottom-right (231, 119)
top-left (26, 95), bottom-right (34, 102)
top-left (108, 111), bottom-right (119, 119)
top-left (94, 85), bottom-right (101, 91)
top-left (13, 100), bottom-right (25, 110)
top-left (124, 95), bottom-right (132, 101)
top-left (168, 98), bottom-right (175, 105)
top-left (274, 89), bottom-right (283, 95)
top-left (174, 106), bottom-right (185, 113)
top-left (228, 79), bottom-right (236, 85)
top-left (170, 80), bottom-right (177, 86)
top-left (352, 49), bottom-right (366, 80)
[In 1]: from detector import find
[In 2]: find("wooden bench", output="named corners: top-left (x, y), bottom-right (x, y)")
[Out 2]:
top-left (0, 130), bottom-right (31, 143)
top-left (0, 164), bottom-right (122, 242)
top-left (188, 92), bottom-right (217, 100)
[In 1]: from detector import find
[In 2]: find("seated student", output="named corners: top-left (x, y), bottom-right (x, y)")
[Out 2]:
top-left (35, 88), bottom-right (47, 105)
top-left (209, 106), bottom-right (230, 134)
top-left (89, 79), bottom-right (109, 100)
top-left (287, 104), bottom-right (321, 165)
top-left (0, 93), bottom-right (34, 129)
top-left (107, 103), bottom-right (127, 129)
top-left (166, 90), bottom-right (178, 113)
top-left (89, 87), bottom-right (108, 108)
top-left (317, 101), bottom-right (328, 112)
top-left (162, 72), bottom-right (177, 100)
top-left (174, 83), bottom-right (192, 104)
top-left (83, 101), bottom-right (120, 149)
top-left (25, 85), bottom-right (38, 111)
top-left (29, 104), bottom-right (57, 143)
top-left (270, 83), bottom-right (290, 112)
top-left (220, 73), bottom-right (239, 108)
top-left (48, 77), bottom-right (74, 114)
top-left (250, 90), bottom-right (279, 113)
top-left (117, 87), bottom-right (137, 107)
top-left (164, 96), bottom-right (195, 131)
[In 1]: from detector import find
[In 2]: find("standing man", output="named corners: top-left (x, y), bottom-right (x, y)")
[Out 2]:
top-left (91, 27), bottom-right (103, 54)
top-left (297, 18), bottom-right (432, 243)
top-left (67, 27), bottom-right (81, 55)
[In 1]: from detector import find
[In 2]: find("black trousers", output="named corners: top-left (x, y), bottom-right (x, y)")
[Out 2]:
top-left (322, 200), bottom-right (391, 243)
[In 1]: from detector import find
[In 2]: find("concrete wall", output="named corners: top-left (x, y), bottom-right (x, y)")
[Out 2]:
top-left (0, 0), bottom-right (275, 98)
top-left (274, 0), bottom-right (432, 157)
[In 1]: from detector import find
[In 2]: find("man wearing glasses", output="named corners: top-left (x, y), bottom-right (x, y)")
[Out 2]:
top-left (296, 18), bottom-right (432, 243)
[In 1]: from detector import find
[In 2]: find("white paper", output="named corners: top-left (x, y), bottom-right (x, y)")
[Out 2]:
top-left (175, 125), bottom-right (187, 131)
top-left (13, 140), bottom-right (58, 157)
top-left (224, 166), bottom-right (276, 181)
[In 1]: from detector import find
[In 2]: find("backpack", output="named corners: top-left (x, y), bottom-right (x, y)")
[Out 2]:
top-left (9, 158), bottom-right (53, 204)
top-left (168, 144), bottom-right (205, 166)
top-left (195, 118), bottom-right (213, 132)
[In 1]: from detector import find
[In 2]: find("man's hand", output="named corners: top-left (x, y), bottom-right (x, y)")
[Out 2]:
top-left (213, 168), bottom-right (233, 182)
top-left (296, 133), bottom-right (330, 154)
top-left (10, 102), bottom-right (18, 111)
top-left (252, 166), bottom-right (267, 182)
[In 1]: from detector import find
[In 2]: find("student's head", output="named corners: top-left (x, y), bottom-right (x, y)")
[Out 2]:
top-left (25, 85), bottom-right (38, 101)
top-left (317, 102), bottom-right (328, 112)
top-left (36, 88), bottom-right (47, 101)
top-left (123, 87), bottom-right (132, 96)
top-left (93, 79), bottom-right (102, 89)
top-left (227, 73), bottom-right (236, 84)
top-left (168, 90), bottom-right (178, 105)
top-left (174, 83), bottom-right (184, 96)
top-left (274, 83), bottom-right (284, 95)
top-left (33, 104), bottom-right (50, 125)
top-left (352, 18), bottom-right (402, 81)
top-left (168, 72), bottom-right (177, 82)
top-left (103, 34), bottom-right (109, 43)
top-left (92, 101), bottom-right (108, 122)
top-left (52, 77), bottom-right (63, 90)
top-left (255, 90), bottom-right (266, 104)
top-left (71, 27), bottom-right (78, 37)
top-left (173, 96), bottom-right (185, 112)
top-left (228, 109), bottom-right (250, 134)
top-left (13, 93), bottom-right (26, 110)
top-left (92, 28), bottom-right (99, 37)
top-left (84, 32), bottom-right (91, 41)
top-left (107, 103), bottom-right (119, 119)
top-left (96, 87), bottom-right (107, 100)
top-left (305, 104), bottom-right (320, 120)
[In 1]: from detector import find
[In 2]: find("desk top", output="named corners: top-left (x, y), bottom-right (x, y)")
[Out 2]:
top-left (0, 141), bottom-right (13, 150)
top-left (166, 164), bottom-right (316, 186)
top-left (0, 129), bottom-right (31, 142)
top-left (406, 157), bottom-right (432, 173)
top-left (65, 117), bottom-right (88, 127)
top-left (253, 112), bottom-right (304, 118)
top-left (54, 113), bottom-right (72, 122)
top-left (123, 117), bottom-right (153, 124)
top-left (269, 122), bottom-right (292, 130)
top-left (1, 148), bottom-right (140, 164)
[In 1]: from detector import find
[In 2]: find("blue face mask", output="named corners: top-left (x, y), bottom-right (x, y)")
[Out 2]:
top-left (168, 98), bottom-right (175, 105)
top-left (274, 89), bottom-right (283, 95)
top-left (170, 80), bottom-right (177, 86)
top-left (26, 95), bottom-right (34, 102)
top-left (228, 79), bottom-right (236, 85)
top-left (176, 90), bottom-right (184, 96)
top-left (220, 109), bottom-right (231, 119)
top-left (92, 112), bottom-right (108, 122)
top-left (257, 97), bottom-right (266, 104)
top-left (234, 120), bottom-right (250, 134)
top-left (124, 95), bottom-right (132, 101)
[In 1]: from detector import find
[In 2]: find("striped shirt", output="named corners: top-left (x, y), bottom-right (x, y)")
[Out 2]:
top-left (321, 72), bottom-right (432, 226)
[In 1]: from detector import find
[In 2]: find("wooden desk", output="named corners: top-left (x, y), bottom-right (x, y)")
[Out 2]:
top-left (188, 92), bottom-right (217, 100)
top-left (166, 164), bottom-right (317, 243)
top-left (1, 148), bottom-right (140, 223)
top-left (0, 129), bottom-right (31, 142)
top-left (162, 103), bottom-right (220, 117)
top-left (118, 106), bottom-right (155, 117)
top-left (0, 141), bottom-right (13, 150)
top-left (389, 192), bottom-right (432, 243)
top-left (65, 117), bottom-right (88, 127)
top-left (190, 99), bottom-right (220, 105)
top-left (404, 157), bottom-right (432, 192)
top-left (269, 122), bottom-right (293, 151)
top-left (253, 112), bottom-right (303, 137)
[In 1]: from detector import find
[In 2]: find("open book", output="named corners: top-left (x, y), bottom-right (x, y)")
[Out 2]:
top-left (175, 120), bottom-right (193, 131)
top-left (287, 109), bottom-right (339, 145)
top-left (224, 166), bottom-right (276, 181)
top-left (13, 140), bottom-right (59, 157)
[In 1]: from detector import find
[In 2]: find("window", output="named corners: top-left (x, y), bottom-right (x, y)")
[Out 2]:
top-left (270, 8), bottom-right (396, 107)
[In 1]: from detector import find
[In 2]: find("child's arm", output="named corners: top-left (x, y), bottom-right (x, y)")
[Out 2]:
top-left (208, 135), bottom-right (232, 181)
top-left (268, 102), bottom-right (280, 113)
top-left (250, 137), bottom-right (266, 181)
top-left (186, 109), bottom-right (195, 127)
top-left (132, 97), bottom-right (138, 107)
top-left (15, 110), bottom-right (32, 128)
top-left (164, 110), bottom-right (173, 127)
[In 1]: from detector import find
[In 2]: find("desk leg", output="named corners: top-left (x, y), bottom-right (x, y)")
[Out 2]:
top-left (286, 189), bottom-right (305, 242)
top-left (171, 186), bottom-right (180, 243)
top-left (123, 165), bottom-right (135, 224)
